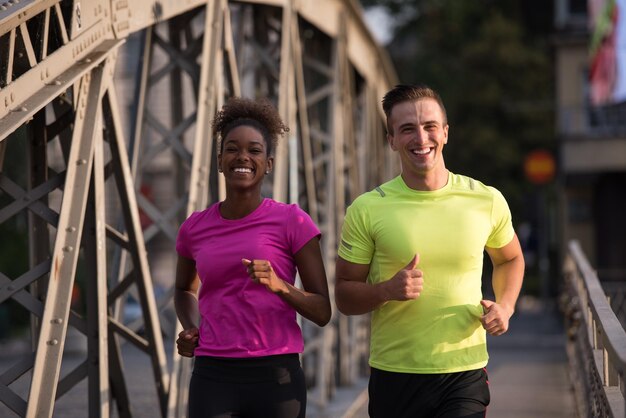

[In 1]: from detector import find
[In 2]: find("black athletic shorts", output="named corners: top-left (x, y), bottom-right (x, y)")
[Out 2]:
top-left (188, 354), bottom-right (306, 418)
top-left (368, 367), bottom-right (490, 418)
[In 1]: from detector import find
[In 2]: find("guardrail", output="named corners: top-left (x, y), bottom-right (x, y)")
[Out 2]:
top-left (562, 240), bottom-right (626, 418)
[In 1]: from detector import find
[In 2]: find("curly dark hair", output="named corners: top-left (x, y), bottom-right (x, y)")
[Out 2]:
top-left (212, 97), bottom-right (289, 156)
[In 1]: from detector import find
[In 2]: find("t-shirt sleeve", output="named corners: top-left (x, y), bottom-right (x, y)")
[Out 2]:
top-left (486, 187), bottom-right (515, 248)
top-left (176, 215), bottom-right (194, 259)
top-left (287, 205), bottom-right (321, 254)
top-left (337, 199), bottom-right (374, 264)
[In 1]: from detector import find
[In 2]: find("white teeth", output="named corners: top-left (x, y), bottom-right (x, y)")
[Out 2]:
top-left (413, 149), bottom-right (430, 155)
top-left (233, 168), bottom-right (252, 173)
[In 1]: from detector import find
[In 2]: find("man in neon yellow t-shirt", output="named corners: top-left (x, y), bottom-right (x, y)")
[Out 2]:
top-left (335, 84), bottom-right (525, 418)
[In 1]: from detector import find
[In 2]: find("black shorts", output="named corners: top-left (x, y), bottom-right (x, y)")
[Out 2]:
top-left (368, 367), bottom-right (490, 418)
top-left (188, 354), bottom-right (306, 418)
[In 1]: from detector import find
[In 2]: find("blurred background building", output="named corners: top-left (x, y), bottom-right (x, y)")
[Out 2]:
top-left (554, 0), bottom-right (626, 323)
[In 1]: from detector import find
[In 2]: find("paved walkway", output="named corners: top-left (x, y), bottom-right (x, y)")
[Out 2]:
top-left (485, 299), bottom-right (576, 418)
top-left (0, 298), bottom-right (576, 418)
top-left (321, 297), bottom-right (576, 418)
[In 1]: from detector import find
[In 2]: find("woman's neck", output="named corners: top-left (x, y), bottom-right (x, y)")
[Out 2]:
top-left (220, 193), bottom-right (264, 219)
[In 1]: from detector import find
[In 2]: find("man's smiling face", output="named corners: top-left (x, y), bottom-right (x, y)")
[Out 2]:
top-left (387, 98), bottom-right (449, 178)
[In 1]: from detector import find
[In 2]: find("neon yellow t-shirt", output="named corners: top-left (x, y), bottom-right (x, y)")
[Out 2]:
top-left (338, 172), bottom-right (515, 373)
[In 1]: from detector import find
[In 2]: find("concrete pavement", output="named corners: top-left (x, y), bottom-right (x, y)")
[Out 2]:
top-left (0, 297), bottom-right (576, 417)
top-left (485, 298), bottom-right (576, 418)
top-left (328, 297), bottom-right (576, 418)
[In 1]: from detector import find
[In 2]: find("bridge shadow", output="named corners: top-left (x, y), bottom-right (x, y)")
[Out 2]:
top-left (315, 296), bottom-right (578, 418)
top-left (0, 296), bottom-right (576, 418)
top-left (486, 296), bottom-right (576, 418)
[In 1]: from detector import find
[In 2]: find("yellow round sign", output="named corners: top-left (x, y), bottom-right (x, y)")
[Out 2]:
top-left (524, 150), bottom-right (555, 184)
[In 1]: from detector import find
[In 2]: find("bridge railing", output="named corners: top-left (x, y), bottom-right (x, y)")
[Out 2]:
top-left (562, 240), bottom-right (626, 418)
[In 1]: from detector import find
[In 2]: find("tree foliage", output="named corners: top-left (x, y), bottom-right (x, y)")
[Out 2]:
top-left (361, 0), bottom-right (555, 223)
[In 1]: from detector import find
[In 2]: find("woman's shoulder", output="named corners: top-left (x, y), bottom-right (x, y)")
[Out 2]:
top-left (264, 198), bottom-right (297, 211)
top-left (181, 203), bottom-right (219, 228)
top-left (264, 198), bottom-right (313, 221)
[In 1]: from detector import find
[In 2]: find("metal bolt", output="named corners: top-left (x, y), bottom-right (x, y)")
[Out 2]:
top-left (47, 339), bottom-right (58, 346)
top-left (51, 318), bottom-right (63, 324)
top-left (77, 159), bottom-right (87, 165)
top-left (66, 226), bottom-right (76, 232)
top-left (62, 246), bottom-right (74, 252)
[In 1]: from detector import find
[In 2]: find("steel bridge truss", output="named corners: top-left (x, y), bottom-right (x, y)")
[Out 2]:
top-left (0, 1), bottom-right (398, 417)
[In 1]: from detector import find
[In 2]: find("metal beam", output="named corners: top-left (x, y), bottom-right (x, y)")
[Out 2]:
top-left (0, 1), bottom-right (399, 416)
top-left (26, 56), bottom-right (112, 418)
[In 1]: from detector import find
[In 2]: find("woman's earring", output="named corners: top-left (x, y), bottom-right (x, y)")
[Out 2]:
top-left (265, 170), bottom-right (270, 175)
top-left (218, 168), bottom-right (223, 173)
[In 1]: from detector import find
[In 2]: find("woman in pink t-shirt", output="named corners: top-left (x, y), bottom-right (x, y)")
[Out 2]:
top-left (174, 97), bottom-right (331, 418)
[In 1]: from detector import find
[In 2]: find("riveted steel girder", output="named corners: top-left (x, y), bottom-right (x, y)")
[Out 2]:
top-left (0, 1), bottom-right (398, 417)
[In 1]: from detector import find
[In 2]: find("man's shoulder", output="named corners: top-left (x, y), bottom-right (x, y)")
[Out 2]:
top-left (449, 172), bottom-right (503, 197)
top-left (350, 177), bottom-right (402, 205)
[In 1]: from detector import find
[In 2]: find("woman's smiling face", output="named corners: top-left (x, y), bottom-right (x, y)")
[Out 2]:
top-left (218, 125), bottom-right (273, 189)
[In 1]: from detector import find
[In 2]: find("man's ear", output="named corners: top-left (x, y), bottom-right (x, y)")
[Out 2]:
top-left (387, 132), bottom-right (397, 151)
top-left (443, 125), bottom-right (449, 144)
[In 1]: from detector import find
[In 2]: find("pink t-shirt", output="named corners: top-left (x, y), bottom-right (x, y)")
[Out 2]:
top-left (175, 198), bottom-right (320, 358)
